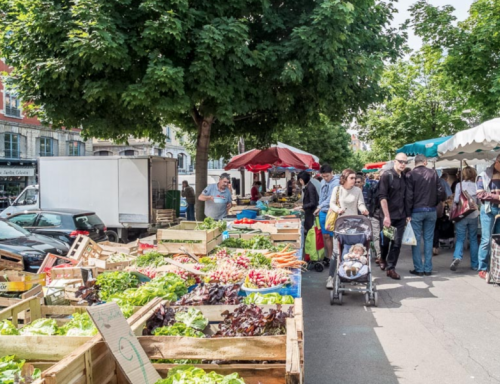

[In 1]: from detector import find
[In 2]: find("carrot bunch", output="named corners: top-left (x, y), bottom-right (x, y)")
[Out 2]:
top-left (263, 245), bottom-right (307, 270)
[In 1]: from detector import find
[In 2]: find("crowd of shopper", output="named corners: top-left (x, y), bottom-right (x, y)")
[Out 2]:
top-left (306, 153), bottom-right (499, 289)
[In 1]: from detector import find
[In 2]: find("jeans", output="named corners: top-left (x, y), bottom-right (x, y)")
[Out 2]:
top-left (380, 217), bottom-right (406, 270)
top-left (411, 211), bottom-right (437, 273)
top-left (186, 203), bottom-right (195, 221)
top-left (453, 215), bottom-right (479, 269)
top-left (478, 205), bottom-right (500, 271)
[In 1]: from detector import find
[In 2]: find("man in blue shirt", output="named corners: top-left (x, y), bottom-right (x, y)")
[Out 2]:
top-left (313, 164), bottom-right (340, 289)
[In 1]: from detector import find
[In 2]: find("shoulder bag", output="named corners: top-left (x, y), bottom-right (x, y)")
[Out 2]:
top-left (450, 181), bottom-right (478, 223)
top-left (325, 187), bottom-right (341, 231)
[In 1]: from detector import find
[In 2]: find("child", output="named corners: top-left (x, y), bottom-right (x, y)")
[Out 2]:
top-left (343, 243), bottom-right (368, 277)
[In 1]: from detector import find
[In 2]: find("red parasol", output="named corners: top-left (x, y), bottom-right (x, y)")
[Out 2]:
top-left (224, 147), bottom-right (314, 171)
top-left (364, 161), bottom-right (387, 170)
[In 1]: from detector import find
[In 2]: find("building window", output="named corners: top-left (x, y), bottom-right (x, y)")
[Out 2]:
top-left (67, 141), bottom-right (85, 156)
top-left (122, 150), bottom-right (135, 156)
top-left (95, 151), bottom-right (111, 156)
top-left (178, 153), bottom-right (185, 169)
top-left (166, 127), bottom-right (172, 143)
top-left (39, 137), bottom-right (55, 157)
top-left (5, 133), bottom-right (20, 158)
top-left (165, 152), bottom-right (173, 158)
top-left (155, 148), bottom-right (162, 156)
top-left (4, 90), bottom-right (21, 118)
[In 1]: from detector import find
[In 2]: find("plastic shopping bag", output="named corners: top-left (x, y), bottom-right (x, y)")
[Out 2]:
top-left (402, 223), bottom-right (417, 246)
top-left (305, 217), bottom-right (325, 262)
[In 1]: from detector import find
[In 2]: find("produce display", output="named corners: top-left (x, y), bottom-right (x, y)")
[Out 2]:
top-left (106, 253), bottom-right (134, 263)
top-left (214, 304), bottom-right (294, 337)
top-left (175, 284), bottom-right (242, 306)
top-left (243, 293), bottom-right (294, 305)
top-left (265, 248), bottom-right (307, 270)
top-left (143, 305), bottom-right (208, 337)
top-left (244, 269), bottom-right (290, 289)
top-left (133, 252), bottom-right (166, 268)
top-left (154, 366), bottom-right (245, 384)
top-left (266, 207), bottom-right (291, 216)
top-left (0, 355), bottom-right (41, 384)
top-left (96, 271), bottom-right (140, 300)
top-left (205, 262), bottom-right (245, 285)
top-left (0, 313), bottom-right (98, 337)
top-left (220, 235), bottom-right (274, 250)
top-left (194, 217), bottom-right (227, 231)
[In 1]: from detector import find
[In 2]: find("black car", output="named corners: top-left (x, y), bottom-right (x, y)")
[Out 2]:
top-left (0, 219), bottom-right (70, 272)
top-left (7, 209), bottom-right (108, 245)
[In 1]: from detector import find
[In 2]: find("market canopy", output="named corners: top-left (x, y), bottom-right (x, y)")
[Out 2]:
top-left (224, 147), bottom-right (317, 172)
top-left (437, 118), bottom-right (500, 160)
top-left (396, 136), bottom-right (452, 158)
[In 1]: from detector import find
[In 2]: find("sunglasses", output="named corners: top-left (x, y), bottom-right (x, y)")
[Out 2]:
top-left (396, 159), bottom-right (409, 165)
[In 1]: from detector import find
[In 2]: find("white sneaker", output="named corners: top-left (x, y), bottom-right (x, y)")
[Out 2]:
top-left (326, 276), bottom-right (334, 290)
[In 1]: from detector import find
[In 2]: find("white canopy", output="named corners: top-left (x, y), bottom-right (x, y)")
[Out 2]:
top-left (437, 118), bottom-right (500, 160)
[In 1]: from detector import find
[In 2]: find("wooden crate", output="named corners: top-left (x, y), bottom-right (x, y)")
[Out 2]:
top-left (67, 235), bottom-right (103, 263)
top-left (154, 209), bottom-right (177, 225)
top-left (34, 299), bottom-right (303, 384)
top-left (88, 257), bottom-right (132, 271)
top-left (98, 240), bottom-right (138, 256)
top-left (157, 221), bottom-right (222, 255)
top-left (6, 299), bottom-right (162, 384)
top-left (49, 267), bottom-right (97, 282)
top-left (0, 270), bottom-right (46, 292)
top-left (0, 284), bottom-right (43, 308)
top-left (0, 250), bottom-right (24, 271)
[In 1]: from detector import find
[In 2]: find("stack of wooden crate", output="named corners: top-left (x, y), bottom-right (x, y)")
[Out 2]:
top-left (157, 221), bottom-right (222, 255)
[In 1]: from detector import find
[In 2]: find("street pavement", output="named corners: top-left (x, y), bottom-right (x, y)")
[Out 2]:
top-left (302, 245), bottom-right (500, 384)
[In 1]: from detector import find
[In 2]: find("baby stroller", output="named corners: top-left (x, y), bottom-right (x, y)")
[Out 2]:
top-left (487, 216), bottom-right (500, 284)
top-left (330, 215), bottom-right (378, 307)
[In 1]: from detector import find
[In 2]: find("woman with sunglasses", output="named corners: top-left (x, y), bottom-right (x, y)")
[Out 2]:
top-left (330, 169), bottom-right (369, 217)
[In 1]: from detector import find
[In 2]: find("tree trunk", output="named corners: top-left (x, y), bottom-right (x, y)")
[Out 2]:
top-left (260, 171), bottom-right (266, 193)
top-left (194, 115), bottom-right (213, 220)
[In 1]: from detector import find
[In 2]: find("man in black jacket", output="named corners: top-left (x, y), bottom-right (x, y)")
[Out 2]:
top-left (406, 155), bottom-right (446, 276)
top-left (379, 153), bottom-right (408, 280)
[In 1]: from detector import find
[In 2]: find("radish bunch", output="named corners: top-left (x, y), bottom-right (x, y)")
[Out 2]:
top-left (229, 255), bottom-right (251, 269)
top-left (244, 269), bottom-right (289, 289)
top-left (173, 256), bottom-right (194, 264)
top-left (206, 263), bottom-right (244, 285)
top-left (172, 269), bottom-right (202, 284)
top-left (214, 248), bottom-right (231, 259)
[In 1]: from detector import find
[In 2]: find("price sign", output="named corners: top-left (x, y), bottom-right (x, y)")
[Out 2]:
top-left (87, 303), bottom-right (161, 384)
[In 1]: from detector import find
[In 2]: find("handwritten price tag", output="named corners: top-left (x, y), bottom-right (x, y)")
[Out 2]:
top-left (87, 303), bottom-right (161, 384)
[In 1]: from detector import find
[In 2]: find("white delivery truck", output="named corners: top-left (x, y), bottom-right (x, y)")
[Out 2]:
top-left (0, 156), bottom-right (178, 242)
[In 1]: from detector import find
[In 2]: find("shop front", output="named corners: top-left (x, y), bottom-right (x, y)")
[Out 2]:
top-left (0, 159), bottom-right (37, 208)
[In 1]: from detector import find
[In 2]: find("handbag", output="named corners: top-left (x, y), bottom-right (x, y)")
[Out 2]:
top-left (450, 180), bottom-right (478, 223)
top-left (325, 187), bottom-right (341, 231)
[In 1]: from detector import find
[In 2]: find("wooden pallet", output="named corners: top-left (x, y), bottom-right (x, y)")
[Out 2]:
top-left (33, 299), bottom-right (303, 384)
top-left (154, 209), bottom-right (177, 224)
top-left (0, 250), bottom-right (24, 271)
top-left (67, 235), bottom-right (103, 263)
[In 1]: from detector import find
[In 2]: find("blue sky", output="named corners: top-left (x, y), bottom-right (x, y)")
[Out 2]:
top-left (392, 0), bottom-right (475, 51)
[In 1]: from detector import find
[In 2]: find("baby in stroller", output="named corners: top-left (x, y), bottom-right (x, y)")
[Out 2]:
top-left (343, 243), bottom-right (368, 277)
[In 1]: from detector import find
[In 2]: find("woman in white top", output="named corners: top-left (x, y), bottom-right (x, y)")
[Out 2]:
top-left (330, 169), bottom-right (369, 216)
top-left (450, 167), bottom-right (479, 272)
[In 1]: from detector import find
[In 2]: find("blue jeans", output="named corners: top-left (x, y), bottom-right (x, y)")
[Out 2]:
top-left (478, 205), bottom-right (500, 271)
top-left (411, 211), bottom-right (437, 273)
top-left (186, 203), bottom-right (195, 221)
top-left (453, 216), bottom-right (479, 269)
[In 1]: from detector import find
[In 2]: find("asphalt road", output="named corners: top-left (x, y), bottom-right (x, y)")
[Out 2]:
top-left (302, 245), bottom-right (500, 384)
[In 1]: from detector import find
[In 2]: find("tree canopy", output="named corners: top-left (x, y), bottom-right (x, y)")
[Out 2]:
top-left (358, 46), bottom-right (480, 158)
top-left (0, 0), bottom-right (405, 216)
top-left (410, 0), bottom-right (500, 119)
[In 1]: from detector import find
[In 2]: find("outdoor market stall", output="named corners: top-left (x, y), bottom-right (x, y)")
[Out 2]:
top-left (0, 218), bottom-right (305, 384)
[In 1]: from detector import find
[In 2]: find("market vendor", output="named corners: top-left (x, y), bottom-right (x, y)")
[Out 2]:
top-left (198, 173), bottom-right (233, 220)
top-left (250, 181), bottom-right (263, 205)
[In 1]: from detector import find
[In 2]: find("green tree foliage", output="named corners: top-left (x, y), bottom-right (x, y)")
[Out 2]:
top-left (358, 46), bottom-right (479, 157)
top-left (0, 0), bottom-right (404, 217)
top-left (410, 0), bottom-right (500, 119)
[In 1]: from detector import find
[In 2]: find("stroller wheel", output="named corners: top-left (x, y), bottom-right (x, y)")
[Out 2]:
top-left (338, 292), bottom-right (343, 305)
top-left (364, 293), bottom-right (370, 305)
top-left (330, 290), bottom-right (335, 306)
top-left (486, 272), bottom-right (492, 284)
top-left (323, 258), bottom-right (330, 267)
top-left (373, 292), bottom-right (379, 307)
top-left (314, 263), bottom-right (324, 272)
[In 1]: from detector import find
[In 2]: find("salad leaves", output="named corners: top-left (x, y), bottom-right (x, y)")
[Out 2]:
top-left (155, 366), bottom-right (245, 384)
top-left (175, 308), bottom-right (208, 331)
top-left (243, 293), bottom-right (294, 305)
top-left (153, 323), bottom-right (205, 338)
top-left (96, 272), bottom-right (140, 301)
top-left (133, 251), bottom-right (166, 268)
top-left (59, 313), bottom-right (98, 337)
top-left (20, 319), bottom-right (58, 336)
top-left (0, 320), bottom-right (19, 335)
top-left (0, 355), bottom-right (41, 384)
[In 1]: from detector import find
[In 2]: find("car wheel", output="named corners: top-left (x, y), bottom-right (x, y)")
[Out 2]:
top-left (105, 230), bottom-right (119, 243)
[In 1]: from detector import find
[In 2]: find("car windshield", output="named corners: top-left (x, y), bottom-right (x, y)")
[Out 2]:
top-left (181, 199), bottom-right (187, 207)
top-left (74, 214), bottom-right (104, 230)
top-left (0, 220), bottom-right (30, 240)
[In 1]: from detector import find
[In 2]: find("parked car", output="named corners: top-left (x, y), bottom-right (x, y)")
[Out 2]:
top-left (0, 219), bottom-right (70, 272)
top-left (6, 209), bottom-right (108, 246)
top-left (180, 198), bottom-right (187, 218)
